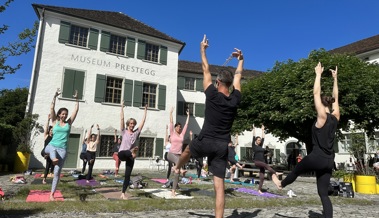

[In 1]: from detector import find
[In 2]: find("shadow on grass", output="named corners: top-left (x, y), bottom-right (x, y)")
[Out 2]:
top-left (1, 208), bottom-right (46, 216)
top-left (188, 208), bottom-right (263, 218)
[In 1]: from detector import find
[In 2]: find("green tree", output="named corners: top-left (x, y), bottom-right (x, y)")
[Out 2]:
top-left (0, 0), bottom-right (38, 80)
top-left (233, 49), bottom-right (379, 153)
top-left (0, 88), bottom-right (28, 125)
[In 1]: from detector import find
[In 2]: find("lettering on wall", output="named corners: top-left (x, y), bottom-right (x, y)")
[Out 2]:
top-left (71, 54), bottom-right (156, 76)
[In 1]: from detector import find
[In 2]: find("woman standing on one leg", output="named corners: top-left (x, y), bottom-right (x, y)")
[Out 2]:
top-left (85, 124), bottom-right (101, 183)
top-left (44, 89), bottom-right (79, 201)
top-left (275, 62), bottom-right (340, 218)
top-left (118, 101), bottom-right (147, 199)
top-left (41, 114), bottom-right (54, 184)
top-left (164, 125), bottom-right (173, 181)
top-left (252, 124), bottom-right (281, 194)
top-left (167, 106), bottom-right (189, 197)
top-left (112, 129), bottom-right (122, 177)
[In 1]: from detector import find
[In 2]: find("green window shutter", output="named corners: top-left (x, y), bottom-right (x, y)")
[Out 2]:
top-left (123, 79), bottom-right (133, 106)
top-left (178, 76), bottom-right (185, 90)
top-left (160, 46), bottom-right (167, 65)
top-left (126, 37), bottom-right (136, 57)
top-left (158, 85), bottom-right (166, 110)
top-left (155, 138), bottom-right (164, 158)
top-left (100, 31), bottom-right (110, 52)
top-left (58, 21), bottom-right (70, 44)
top-left (88, 28), bottom-right (99, 50)
top-left (94, 74), bottom-right (106, 103)
top-left (137, 40), bottom-right (146, 60)
top-left (177, 101), bottom-right (184, 115)
top-left (133, 81), bottom-right (143, 107)
top-left (73, 70), bottom-right (85, 100)
top-left (62, 69), bottom-right (75, 98)
top-left (240, 147), bottom-right (247, 161)
top-left (195, 103), bottom-right (205, 117)
top-left (195, 78), bottom-right (204, 92)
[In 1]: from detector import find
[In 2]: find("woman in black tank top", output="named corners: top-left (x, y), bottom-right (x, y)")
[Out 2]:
top-left (274, 62), bottom-right (340, 218)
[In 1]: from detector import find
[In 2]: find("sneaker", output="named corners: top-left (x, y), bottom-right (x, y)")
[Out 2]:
top-left (287, 190), bottom-right (296, 198)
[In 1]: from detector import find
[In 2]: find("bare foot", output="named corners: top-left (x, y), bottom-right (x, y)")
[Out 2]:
top-left (171, 190), bottom-right (176, 197)
top-left (86, 180), bottom-right (90, 183)
top-left (42, 179), bottom-right (46, 184)
top-left (49, 193), bottom-right (55, 201)
top-left (272, 174), bottom-right (282, 190)
top-left (258, 189), bottom-right (263, 194)
top-left (120, 193), bottom-right (130, 200)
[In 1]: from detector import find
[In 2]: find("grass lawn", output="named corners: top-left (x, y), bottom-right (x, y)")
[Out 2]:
top-left (0, 169), bottom-right (374, 216)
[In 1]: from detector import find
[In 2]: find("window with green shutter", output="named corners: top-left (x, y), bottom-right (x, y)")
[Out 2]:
top-left (123, 79), bottom-right (133, 106)
top-left (94, 74), bottom-right (106, 103)
top-left (155, 138), bottom-right (164, 158)
top-left (159, 46), bottom-right (167, 65)
top-left (195, 78), bottom-right (204, 92)
top-left (58, 21), bottom-right (98, 50)
top-left (62, 69), bottom-right (85, 100)
top-left (178, 76), bottom-right (185, 90)
top-left (100, 31), bottom-right (111, 52)
top-left (158, 85), bottom-right (166, 110)
top-left (88, 28), bottom-right (99, 50)
top-left (195, 103), bottom-right (205, 117)
top-left (126, 37), bottom-right (136, 58)
top-left (133, 81), bottom-right (143, 107)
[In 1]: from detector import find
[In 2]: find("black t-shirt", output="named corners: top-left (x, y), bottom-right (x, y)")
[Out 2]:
top-left (252, 136), bottom-right (265, 162)
top-left (311, 113), bottom-right (338, 158)
top-left (199, 85), bottom-right (241, 142)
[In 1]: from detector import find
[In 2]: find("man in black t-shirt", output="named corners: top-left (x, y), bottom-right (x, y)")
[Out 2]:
top-left (173, 35), bottom-right (244, 218)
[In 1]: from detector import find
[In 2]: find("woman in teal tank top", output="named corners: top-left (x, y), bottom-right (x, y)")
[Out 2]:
top-left (44, 88), bottom-right (79, 201)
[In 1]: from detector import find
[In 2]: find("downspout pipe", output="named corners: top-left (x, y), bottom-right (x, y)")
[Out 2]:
top-left (26, 8), bottom-right (45, 114)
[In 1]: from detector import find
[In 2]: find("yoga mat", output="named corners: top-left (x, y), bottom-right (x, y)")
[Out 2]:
top-left (234, 187), bottom-right (286, 198)
top-left (151, 178), bottom-right (167, 184)
top-left (26, 190), bottom-right (64, 202)
top-left (76, 179), bottom-right (100, 186)
top-left (143, 189), bottom-right (193, 199)
top-left (224, 179), bottom-right (242, 185)
top-left (31, 179), bottom-right (52, 185)
top-left (185, 173), bottom-right (207, 179)
top-left (96, 187), bottom-right (121, 200)
top-left (34, 174), bottom-right (42, 178)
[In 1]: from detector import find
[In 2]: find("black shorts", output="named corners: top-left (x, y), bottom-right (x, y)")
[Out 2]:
top-left (189, 137), bottom-right (228, 178)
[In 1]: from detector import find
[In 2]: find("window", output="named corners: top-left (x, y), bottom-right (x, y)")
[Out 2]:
top-left (69, 25), bottom-right (88, 47)
top-left (178, 76), bottom-right (203, 92)
top-left (142, 83), bottom-right (157, 108)
top-left (145, 43), bottom-right (159, 62)
top-left (105, 77), bottom-right (123, 104)
top-left (185, 77), bottom-right (195, 90)
top-left (177, 101), bottom-right (205, 117)
top-left (99, 135), bottom-right (114, 157)
top-left (58, 21), bottom-right (99, 50)
top-left (62, 69), bottom-right (85, 100)
top-left (138, 137), bottom-right (154, 158)
top-left (137, 40), bottom-right (167, 65)
top-left (109, 34), bottom-right (126, 55)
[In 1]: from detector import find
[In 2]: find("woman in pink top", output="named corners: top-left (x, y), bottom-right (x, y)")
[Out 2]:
top-left (167, 106), bottom-right (189, 196)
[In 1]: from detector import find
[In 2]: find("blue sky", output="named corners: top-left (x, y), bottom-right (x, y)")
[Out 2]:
top-left (1, 0), bottom-right (379, 90)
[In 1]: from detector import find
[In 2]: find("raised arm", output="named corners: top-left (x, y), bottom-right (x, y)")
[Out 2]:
top-left (138, 104), bottom-right (148, 131)
top-left (95, 124), bottom-right (101, 144)
top-left (120, 100), bottom-right (125, 131)
top-left (314, 62), bottom-right (327, 128)
top-left (50, 88), bottom-right (61, 124)
top-left (261, 125), bottom-right (265, 139)
top-left (165, 124), bottom-right (169, 145)
top-left (44, 114), bottom-right (51, 139)
top-left (169, 106), bottom-right (174, 125)
top-left (68, 90), bottom-right (79, 125)
top-left (86, 124), bottom-right (93, 144)
top-left (114, 129), bottom-right (117, 143)
top-left (330, 66), bottom-right (340, 121)
top-left (231, 48), bottom-right (244, 92)
top-left (201, 34), bottom-right (212, 90)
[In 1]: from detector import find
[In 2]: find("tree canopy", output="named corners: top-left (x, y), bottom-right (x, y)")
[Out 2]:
top-left (0, 0), bottom-right (38, 80)
top-left (233, 49), bottom-right (379, 153)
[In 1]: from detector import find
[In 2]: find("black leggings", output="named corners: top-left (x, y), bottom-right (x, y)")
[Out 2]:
top-left (85, 151), bottom-right (96, 180)
top-left (80, 153), bottom-right (87, 174)
top-left (195, 157), bottom-right (204, 178)
top-left (253, 160), bottom-right (276, 191)
top-left (118, 150), bottom-right (135, 193)
top-left (43, 158), bottom-right (54, 179)
top-left (281, 153), bottom-right (334, 218)
top-left (164, 152), bottom-right (173, 179)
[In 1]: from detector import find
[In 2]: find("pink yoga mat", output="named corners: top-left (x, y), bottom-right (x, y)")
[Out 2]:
top-left (26, 190), bottom-right (64, 202)
top-left (151, 178), bottom-right (167, 184)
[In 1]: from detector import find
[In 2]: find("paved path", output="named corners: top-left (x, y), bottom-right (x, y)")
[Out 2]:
top-left (0, 170), bottom-right (378, 218)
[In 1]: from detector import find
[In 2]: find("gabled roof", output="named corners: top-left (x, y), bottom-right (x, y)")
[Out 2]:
top-left (178, 60), bottom-right (263, 79)
top-left (329, 34), bottom-right (379, 55)
top-left (32, 4), bottom-right (185, 53)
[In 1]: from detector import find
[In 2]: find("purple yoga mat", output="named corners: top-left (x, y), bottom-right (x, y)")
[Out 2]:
top-left (234, 187), bottom-right (286, 198)
top-left (76, 179), bottom-right (100, 186)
